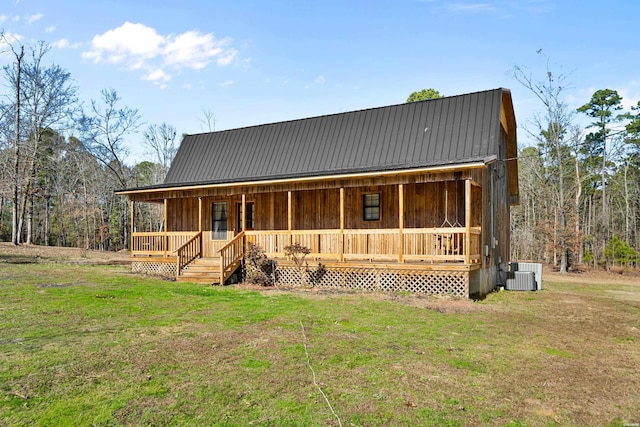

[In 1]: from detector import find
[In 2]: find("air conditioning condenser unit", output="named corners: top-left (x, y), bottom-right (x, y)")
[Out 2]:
top-left (505, 271), bottom-right (536, 291)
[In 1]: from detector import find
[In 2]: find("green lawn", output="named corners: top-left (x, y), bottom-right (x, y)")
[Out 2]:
top-left (1, 260), bottom-right (638, 426)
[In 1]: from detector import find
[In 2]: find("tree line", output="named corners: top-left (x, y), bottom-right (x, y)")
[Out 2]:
top-left (0, 36), bottom-right (177, 250)
top-left (509, 58), bottom-right (640, 271)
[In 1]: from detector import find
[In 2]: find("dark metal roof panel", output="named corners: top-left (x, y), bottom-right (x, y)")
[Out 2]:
top-left (163, 88), bottom-right (511, 186)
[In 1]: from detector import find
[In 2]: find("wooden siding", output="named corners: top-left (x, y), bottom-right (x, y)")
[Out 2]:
top-left (166, 198), bottom-right (199, 232)
top-left (293, 189), bottom-right (340, 230)
top-left (345, 185), bottom-right (398, 229)
top-left (253, 192), bottom-right (288, 230)
top-left (163, 179), bottom-right (474, 237)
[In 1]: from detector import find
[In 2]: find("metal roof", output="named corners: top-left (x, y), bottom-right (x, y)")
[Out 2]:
top-left (162, 88), bottom-right (513, 187)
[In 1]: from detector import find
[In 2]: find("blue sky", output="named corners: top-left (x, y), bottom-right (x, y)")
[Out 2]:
top-left (1, 0), bottom-right (638, 162)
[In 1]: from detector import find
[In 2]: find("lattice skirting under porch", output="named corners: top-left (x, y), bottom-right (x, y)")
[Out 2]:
top-left (272, 264), bottom-right (469, 297)
top-left (132, 261), bottom-right (176, 278)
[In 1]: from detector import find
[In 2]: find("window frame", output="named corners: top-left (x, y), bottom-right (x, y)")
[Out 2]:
top-left (236, 201), bottom-right (255, 232)
top-left (211, 202), bottom-right (228, 240)
top-left (362, 192), bottom-right (381, 222)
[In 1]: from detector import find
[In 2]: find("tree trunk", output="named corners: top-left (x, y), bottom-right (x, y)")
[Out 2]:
top-left (624, 161), bottom-right (630, 242)
top-left (11, 47), bottom-right (24, 245)
top-left (44, 196), bottom-right (51, 246)
top-left (26, 193), bottom-right (33, 244)
top-left (556, 130), bottom-right (567, 274)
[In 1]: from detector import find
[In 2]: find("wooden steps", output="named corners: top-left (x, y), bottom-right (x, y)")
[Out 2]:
top-left (177, 257), bottom-right (223, 284)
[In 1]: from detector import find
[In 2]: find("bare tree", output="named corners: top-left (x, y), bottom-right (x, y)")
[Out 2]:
top-left (511, 55), bottom-right (576, 272)
top-left (142, 122), bottom-right (178, 182)
top-left (80, 88), bottom-right (142, 249)
top-left (200, 107), bottom-right (216, 132)
top-left (1, 34), bottom-right (25, 245)
top-left (81, 88), bottom-right (143, 188)
top-left (18, 42), bottom-right (78, 244)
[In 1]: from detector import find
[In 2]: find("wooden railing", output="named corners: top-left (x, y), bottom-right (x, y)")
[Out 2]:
top-left (176, 231), bottom-right (202, 276)
top-left (131, 231), bottom-right (199, 256)
top-left (218, 231), bottom-right (245, 283)
top-left (402, 227), bottom-right (481, 262)
top-left (132, 226), bottom-right (481, 266)
top-left (246, 227), bottom-right (481, 263)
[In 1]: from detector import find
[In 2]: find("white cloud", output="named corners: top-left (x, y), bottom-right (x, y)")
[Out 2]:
top-left (52, 38), bottom-right (69, 49)
top-left (45, 25), bottom-right (55, 33)
top-left (0, 15), bottom-right (7, 24)
top-left (144, 68), bottom-right (171, 89)
top-left (219, 79), bottom-right (234, 88)
top-left (163, 30), bottom-right (229, 69)
top-left (619, 83), bottom-right (640, 111)
top-left (82, 22), bottom-right (238, 88)
top-left (51, 38), bottom-right (82, 49)
top-left (83, 22), bottom-right (164, 64)
top-left (0, 31), bottom-right (23, 45)
top-left (447, 3), bottom-right (494, 13)
top-left (305, 75), bottom-right (326, 89)
top-left (27, 14), bottom-right (43, 24)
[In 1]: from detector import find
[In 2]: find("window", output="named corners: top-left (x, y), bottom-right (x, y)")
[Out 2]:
top-left (212, 202), bottom-right (228, 240)
top-left (363, 193), bottom-right (380, 221)
top-left (245, 203), bottom-right (255, 230)
top-left (236, 202), bottom-right (254, 232)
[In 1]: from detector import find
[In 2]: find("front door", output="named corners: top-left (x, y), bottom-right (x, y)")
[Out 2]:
top-left (212, 202), bottom-right (228, 240)
top-left (236, 202), bottom-right (254, 232)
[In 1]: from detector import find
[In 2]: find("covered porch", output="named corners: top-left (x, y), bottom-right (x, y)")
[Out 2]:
top-left (125, 169), bottom-right (484, 287)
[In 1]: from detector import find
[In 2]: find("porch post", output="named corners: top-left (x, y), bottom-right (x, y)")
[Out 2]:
top-left (198, 197), bottom-right (202, 232)
top-left (163, 198), bottom-right (168, 258)
top-left (241, 194), bottom-right (246, 231)
top-left (287, 191), bottom-right (292, 246)
top-left (398, 184), bottom-right (404, 263)
top-left (130, 200), bottom-right (134, 251)
top-left (339, 187), bottom-right (344, 262)
top-left (465, 179), bottom-right (471, 264)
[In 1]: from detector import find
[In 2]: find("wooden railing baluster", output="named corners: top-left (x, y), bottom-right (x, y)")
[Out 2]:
top-left (218, 231), bottom-right (245, 284)
top-left (175, 231), bottom-right (202, 278)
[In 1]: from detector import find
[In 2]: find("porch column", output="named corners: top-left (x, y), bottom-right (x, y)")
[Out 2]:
top-left (130, 200), bottom-right (134, 251)
top-left (163, 198), bottom-right (168, 258)
top-left (287, 191), bottom-right (293, 246)
top-left (398, 184), bottom-right (404, 263)
top-left (339, 187), bottom-right (344, 262)
top-left (241, 193), bottom-right (246, 231)
top-left (198, 197), bottom-right (202, 232)
top-left (465, 179), bottom-right (471, 264)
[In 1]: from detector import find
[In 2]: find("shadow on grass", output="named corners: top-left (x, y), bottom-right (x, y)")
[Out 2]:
top-left (0, 254), bottom-right (43, 264)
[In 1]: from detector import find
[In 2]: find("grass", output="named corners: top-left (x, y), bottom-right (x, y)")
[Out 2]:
top-left (0, 257), bottom-right (639, 426)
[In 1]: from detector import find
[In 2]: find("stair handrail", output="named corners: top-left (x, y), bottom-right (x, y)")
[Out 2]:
top-left (176, 231), bottom-right (202, 277)
top-left (218, 230), bottom-right (245, 283)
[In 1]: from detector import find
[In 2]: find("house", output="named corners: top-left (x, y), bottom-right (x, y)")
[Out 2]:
top-left (117, 88), bottom-right (518, 297)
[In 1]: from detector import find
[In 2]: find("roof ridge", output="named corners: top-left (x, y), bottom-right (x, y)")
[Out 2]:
top-left (185, 88), bottom-right (508, 137)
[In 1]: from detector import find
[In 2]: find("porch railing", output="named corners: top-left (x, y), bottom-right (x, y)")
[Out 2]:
top-left (218, 231), bottom-right (245, 283)
top-left (245, 227), bottom-right (481, 263)
top-left (131, 231), bottom-right (199, 256)
top-left (132, 226), bottom-right (481, 265)
top-left (176, 231), bottom-right (202, 276)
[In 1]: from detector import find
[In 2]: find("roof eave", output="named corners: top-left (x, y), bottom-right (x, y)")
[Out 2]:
top-left (116, 160), bottom-right (489, 196)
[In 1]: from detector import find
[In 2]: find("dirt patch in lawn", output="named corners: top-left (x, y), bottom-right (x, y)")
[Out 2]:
top-left (0, 242), bottom-right (131, 266)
